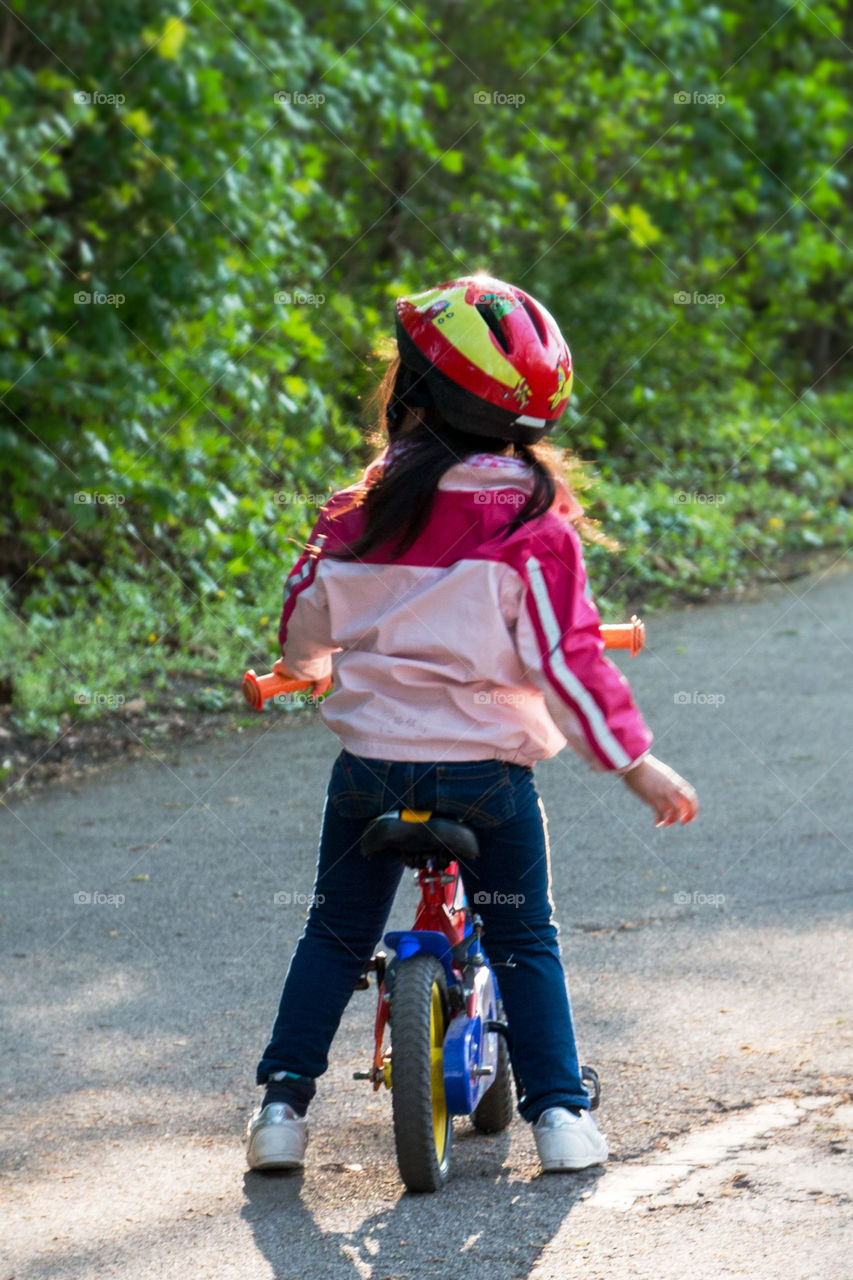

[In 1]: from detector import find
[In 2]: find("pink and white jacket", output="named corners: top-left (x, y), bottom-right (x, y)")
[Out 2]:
top-left (277, 453), bottom-right (652, 772)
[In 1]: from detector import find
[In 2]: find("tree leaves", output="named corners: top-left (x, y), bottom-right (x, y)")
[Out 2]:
top-left (0, 0), bottom-right (850, 635)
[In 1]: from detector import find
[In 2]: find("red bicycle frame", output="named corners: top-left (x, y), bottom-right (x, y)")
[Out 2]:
top-left (367, 850), bottom-right (470, 1090)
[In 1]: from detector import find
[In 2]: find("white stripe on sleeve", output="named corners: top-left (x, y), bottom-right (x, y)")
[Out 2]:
top-left (526, 556), bottom-right (632, 769)
top-left (282, 534), bottom-right (327, 608)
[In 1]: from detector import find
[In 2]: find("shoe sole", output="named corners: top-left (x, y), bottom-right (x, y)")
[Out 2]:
top-left (247, 1153), bottom-right (304, 1171)
top-left (540, 1152), bottom-right (607, 1172)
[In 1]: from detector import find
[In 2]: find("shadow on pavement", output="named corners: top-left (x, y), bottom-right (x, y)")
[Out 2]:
top-left (241, 1151), bottom-right (606, 1280)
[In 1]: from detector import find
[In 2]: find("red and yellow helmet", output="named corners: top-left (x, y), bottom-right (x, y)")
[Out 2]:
top-left (395, 274), bottom-right (572, 444)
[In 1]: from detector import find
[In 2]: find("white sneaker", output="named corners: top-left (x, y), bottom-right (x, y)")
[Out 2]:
top-left (533, 1107), bottom-right (608, 1172)
top-left (246, 1103), bottom-right (308, 1171)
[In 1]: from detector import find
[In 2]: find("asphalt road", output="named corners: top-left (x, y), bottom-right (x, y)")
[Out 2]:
top-left (2, 563), bottom-right (852, 1280)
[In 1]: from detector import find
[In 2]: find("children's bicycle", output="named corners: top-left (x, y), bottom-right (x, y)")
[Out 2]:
top-left (350, 809), bottom-right (598, 1191)
top-left (242, 617), bottom-right (644, 1192)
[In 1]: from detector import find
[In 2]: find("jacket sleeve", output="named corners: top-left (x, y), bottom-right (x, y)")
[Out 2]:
top-left (513, 522), bottom-right (653, 772)
top-left (277, 513), bottom-right (338, 683)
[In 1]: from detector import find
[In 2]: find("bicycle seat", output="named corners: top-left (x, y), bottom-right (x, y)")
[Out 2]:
top-left (360, 809), bottom-right (480, 869)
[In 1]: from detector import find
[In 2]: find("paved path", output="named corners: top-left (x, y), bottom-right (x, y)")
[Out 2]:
top-left (2, 564), bottom-right (851, 1279)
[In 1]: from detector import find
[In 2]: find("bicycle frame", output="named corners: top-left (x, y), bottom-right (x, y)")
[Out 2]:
top-left (348, 823), bottom-right (510, 1119)
top-left (365, 852), bottom-right (482, 1098)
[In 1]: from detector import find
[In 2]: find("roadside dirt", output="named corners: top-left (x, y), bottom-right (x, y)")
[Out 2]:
top-left (0, 690), bottom-right (313, 801)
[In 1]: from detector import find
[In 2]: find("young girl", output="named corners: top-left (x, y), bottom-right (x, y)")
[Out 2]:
top-left (247, 274), bottom-right (698, 1175)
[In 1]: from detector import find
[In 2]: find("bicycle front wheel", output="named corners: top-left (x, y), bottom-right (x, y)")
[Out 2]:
top-left (390, 953), bottom-right (451, 1192)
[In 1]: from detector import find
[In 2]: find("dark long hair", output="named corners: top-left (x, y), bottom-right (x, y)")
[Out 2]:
top-left (326, 354), bottom-right (572, 560)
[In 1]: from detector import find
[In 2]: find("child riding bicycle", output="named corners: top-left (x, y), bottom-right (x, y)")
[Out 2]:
top-left (247, 274), bottom-right (698, 1175)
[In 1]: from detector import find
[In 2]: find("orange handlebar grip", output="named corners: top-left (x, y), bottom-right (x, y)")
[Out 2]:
top-left (241, 669), bottom-right (313, 710)
top-left (600, 615), bottom-right (645, 656)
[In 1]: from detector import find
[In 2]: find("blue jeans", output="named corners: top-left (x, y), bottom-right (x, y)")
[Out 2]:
top-left (257, 751), bottom-right (591, 1123)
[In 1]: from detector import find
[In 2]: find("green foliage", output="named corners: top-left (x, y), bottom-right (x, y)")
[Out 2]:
top-left (0, 572), bottom-right (279, 737)
top-left (1, 0), bottom-right (851, 734)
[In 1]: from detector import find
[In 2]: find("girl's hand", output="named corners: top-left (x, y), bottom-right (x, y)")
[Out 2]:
top-left (273, 658), bottom-right (332, 697)
top-left (621, 754), bottom-right (698, 826)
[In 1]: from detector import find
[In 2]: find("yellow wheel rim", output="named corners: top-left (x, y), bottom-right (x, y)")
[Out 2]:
top-left (429, 981), bottom-right (448, 1156)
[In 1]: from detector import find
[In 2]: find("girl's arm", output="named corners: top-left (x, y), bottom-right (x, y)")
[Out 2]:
top-left (514, 522), bottom-right (697, 822)
top-left (514, 522), bottom-right (653, 772)
top-left (276, 518), bottom-right (337, 687)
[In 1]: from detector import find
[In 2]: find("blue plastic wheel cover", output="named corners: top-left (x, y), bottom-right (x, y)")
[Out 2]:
top-left (443, 1013), bottom-right (482, 1114)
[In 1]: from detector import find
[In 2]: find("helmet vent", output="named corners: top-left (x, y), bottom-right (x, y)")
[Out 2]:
top-left (522, 298), bottom-right (547, 343)
top-left (475, 302), bottom-right (512, 353)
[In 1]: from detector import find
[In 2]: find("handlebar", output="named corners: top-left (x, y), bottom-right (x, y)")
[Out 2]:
top-left (242, 615), bottom-right (645, 710)
top-left (600, 614), bottom-right (645, 656)
top-left (241, 669), bottom-right (312, 710)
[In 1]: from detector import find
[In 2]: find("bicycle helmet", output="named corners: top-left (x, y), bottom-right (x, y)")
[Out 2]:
top-left (395, 274), bottom-right (572, 444)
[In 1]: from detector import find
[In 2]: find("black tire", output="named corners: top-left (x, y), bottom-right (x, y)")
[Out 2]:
top-left (471, 1013), bottom-right (514, 1133)
top-left (390, 954), bottom-right (451, 1192)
